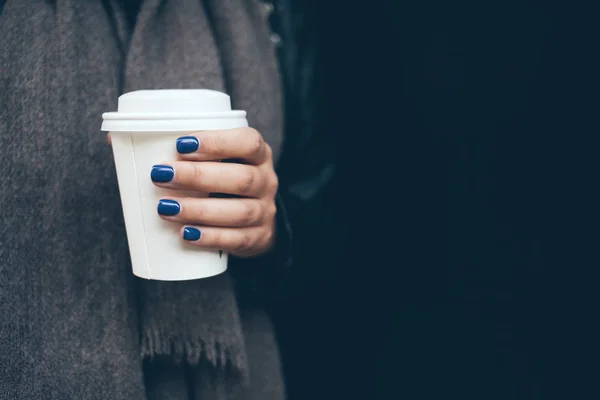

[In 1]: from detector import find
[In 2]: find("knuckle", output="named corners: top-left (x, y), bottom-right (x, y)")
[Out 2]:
top-left (248, 128), bottom-right (264, 155)
top-left (191, 163), bottom-right (202, 182)
top-left (263, 229), bottom-right (274, 247)
top-left (191, 202), bottom-right (206, 220)
top-left (237, 172), bottom-right (255, 194)
top-left (269, 174), bottom-right (279, 192)
top-left (236, 233), bottom-right (254, 252)
top-left (239, 203), bottom-right (257, 225)
top-left (206, 133), bottom-right (225, 156)
top-left (266, 203), bottom-right (277, 220)
top-left (215, 133), bottom-right (227, 155)
top-left (265, 143), bottom-right (273, 158)
top-left (211, 230), bottom-right (222, 247)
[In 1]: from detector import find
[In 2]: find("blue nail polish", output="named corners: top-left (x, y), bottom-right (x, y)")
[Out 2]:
top-left (183, 227), bottom-right (201, 241)
top-left (151, 165), bottom-right (174, 182)
top-left (177, 136), bottom-right (199, 154)
top-left (157, 199), bottom-right (180, 216)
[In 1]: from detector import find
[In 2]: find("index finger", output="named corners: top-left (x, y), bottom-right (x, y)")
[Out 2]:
top-left (176, 127), bottom-right (269, 165)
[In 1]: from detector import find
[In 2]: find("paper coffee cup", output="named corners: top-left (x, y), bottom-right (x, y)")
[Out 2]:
top-left (101, 89), bottom-right (248, 281)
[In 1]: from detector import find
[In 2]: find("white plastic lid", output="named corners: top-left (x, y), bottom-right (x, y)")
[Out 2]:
top-left (101, 89), bottom-right (246, 132)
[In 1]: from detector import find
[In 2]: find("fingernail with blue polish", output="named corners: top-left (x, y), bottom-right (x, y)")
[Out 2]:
top-left (183, 227), bottom-right (201, 241)
top-left (177, 136), bottom-right (199, 154)
top-left (157, 199), bottom-right (180, 216)
top-left (151, 165), bottom-right (174, 182)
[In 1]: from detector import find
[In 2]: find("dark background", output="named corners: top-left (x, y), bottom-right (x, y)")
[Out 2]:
top-left (276, 1), bottom-right (598, 399)
top-left (1, 0), bottom-right (595, 398)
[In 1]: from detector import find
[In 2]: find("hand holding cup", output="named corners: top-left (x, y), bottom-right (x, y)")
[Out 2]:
top-left (150, 128), bottom-right (278, 258)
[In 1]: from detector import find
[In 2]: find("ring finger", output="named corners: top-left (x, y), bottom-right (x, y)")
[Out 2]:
top-left (156, 197), bottom-right (265, 227)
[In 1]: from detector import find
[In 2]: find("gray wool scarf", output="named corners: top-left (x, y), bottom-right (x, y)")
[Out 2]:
top-left (0, 0), bottom-right (283, 398)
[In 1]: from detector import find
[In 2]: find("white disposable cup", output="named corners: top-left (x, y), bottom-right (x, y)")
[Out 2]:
top-left (101, 89), bottom-right (248, 281)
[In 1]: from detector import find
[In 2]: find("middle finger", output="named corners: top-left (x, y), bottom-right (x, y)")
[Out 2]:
top-left (151, 161), bottom-right (265, 197)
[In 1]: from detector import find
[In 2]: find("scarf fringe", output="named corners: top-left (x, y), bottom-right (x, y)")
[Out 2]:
top-left (140, 329), bottom-right (248, 376)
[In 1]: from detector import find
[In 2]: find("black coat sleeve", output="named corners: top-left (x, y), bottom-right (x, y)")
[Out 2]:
top-left (231, 0), bottom-right (337, 305)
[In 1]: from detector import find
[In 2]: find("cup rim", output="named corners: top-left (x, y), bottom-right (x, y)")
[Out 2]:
top-left (102, 110), bottom-right (247, 120)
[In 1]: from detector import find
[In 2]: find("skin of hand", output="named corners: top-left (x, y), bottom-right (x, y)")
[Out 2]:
top-left (109, 128), bottom-right (279, 258)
